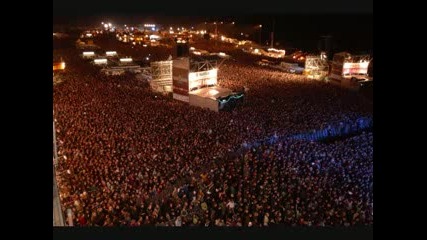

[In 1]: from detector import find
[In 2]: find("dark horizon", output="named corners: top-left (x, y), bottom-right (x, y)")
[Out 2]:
top-left (53, 0), bottom-right (372, 16)
top-left (53, 14), bottom-right (372, 54)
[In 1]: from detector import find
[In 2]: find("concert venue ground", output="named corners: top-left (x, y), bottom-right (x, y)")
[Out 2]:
top-left (53, 34), bottom-right (373, 227)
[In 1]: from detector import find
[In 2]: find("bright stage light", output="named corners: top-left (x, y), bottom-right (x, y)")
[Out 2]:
top-left (120, 58), bottom-right (133, 63)
top-left (94, 59), bottom-right (107, 64)
top-left (83, 51), bottom-right (95, 56)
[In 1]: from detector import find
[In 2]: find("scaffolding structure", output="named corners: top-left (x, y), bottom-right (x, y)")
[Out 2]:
top-left (150, 60), bottom-right (173, 93)
top-left (304, 55), bottom-right (329, 80)
top-left (342, 53), bottom-right (370, 64)
top-left (136, 67), bottom-right (152, 80)
top-left (190, 59), bottom-right (217, 72)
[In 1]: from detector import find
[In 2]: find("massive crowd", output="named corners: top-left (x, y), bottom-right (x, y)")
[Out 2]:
top-left (53, 37), bottom-right (373, 227)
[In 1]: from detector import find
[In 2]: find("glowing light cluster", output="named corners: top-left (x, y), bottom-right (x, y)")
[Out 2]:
top-left (120, 58), bottom-right (133, 63)
top-left (53, 62), bottom-right (66, 70)
top-left (106, 51), bottom-right (117, 56)
top-left (149, 35), bottom-right (160, 40)
top-left (268, 48), bottom-right (286, 53)
top-left (94, 59), bottom-right (108, 64)
top-left (83, 51), bottom-right (95, 56)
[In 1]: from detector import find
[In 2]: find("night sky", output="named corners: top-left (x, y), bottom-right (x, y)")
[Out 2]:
top-left (53, 0), bottom-right (373, 53)
top-left (53, 0), bottom-right (372, 16)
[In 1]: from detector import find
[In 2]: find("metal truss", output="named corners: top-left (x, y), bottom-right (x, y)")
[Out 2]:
top-left (346, 54), bottom-right (371, 63)
top-left (189, 59), bottom-right (218, 72)
top-left (305, 56), bottom-right (329, 80)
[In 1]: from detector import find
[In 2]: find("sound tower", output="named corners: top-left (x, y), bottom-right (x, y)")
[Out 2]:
top-left (174, 38), bottom-right (190, 57)
top-left (176, 44), bottom-right (189, 57)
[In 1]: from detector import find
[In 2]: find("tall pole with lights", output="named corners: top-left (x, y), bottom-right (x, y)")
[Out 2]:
top-left (271, 19), bottom-right (275, 48)
top-left (214, 22), bottom-right (218, 46)
top-left (53, 113), bottom-right (58, 165)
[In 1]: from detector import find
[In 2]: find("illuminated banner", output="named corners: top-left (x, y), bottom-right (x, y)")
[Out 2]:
top-left (343, 62), bottom-right (369, 75)
top-left (173, 67), bottom-right (189, 102)
top-left (173, 68), bottom-right (189, 90)
top-left (188, 69), bottom-right (217, 91)
top-left (172, 58), bottom-right (191, 102)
